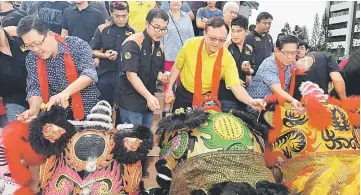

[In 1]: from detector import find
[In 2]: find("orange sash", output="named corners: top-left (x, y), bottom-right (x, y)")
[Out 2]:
top-left (37, 34), bottom-right (85, 120)
top-left (192, 39), bottom-right (223, 108)
top-left (275, 56), bottom-right (296, 97)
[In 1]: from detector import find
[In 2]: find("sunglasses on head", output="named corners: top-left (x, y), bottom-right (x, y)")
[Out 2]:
top-left (111, 1), bottom-right (128, 8)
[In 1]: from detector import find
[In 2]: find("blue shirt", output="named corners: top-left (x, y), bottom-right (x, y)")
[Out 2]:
top-left (246, 55), bottom-right (293, 99)
top-left (25, 36), bottom-right (100, 118)
top-left (196, 7), bottom-right (223, 36)
top-left (161, 11), bottom-right (194, 61)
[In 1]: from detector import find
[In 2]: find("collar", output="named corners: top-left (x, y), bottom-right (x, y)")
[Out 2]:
top-left (56, 39), bottom-right (68, 55)
top-left (142, 30), bottom-right (160, 48)
top-left (110, 21), bottom-right (130, 29)
top-left (202, 40), bottom-right (219, 57)
top-left (271, 54), bottom-right (293, 70)
top-left (169, 10), bottom-right (186, 18)
top-left (252, 29), bottom-right (268, 36)
top-left (72, 5), bottom-right (92, 12)
top-left (3, 28), bottom-right (15, 43)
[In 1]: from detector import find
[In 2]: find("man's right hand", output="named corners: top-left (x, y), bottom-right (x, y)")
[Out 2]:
top-left (164, 89), bottom-right (175, 104)
top-left (17, 109), bottom-right (38, 122)
top-left (291, 98), bottom-right (304, 114)
top-left (146, 95), bottom-right (160, 111)
top-left (104, 50), bottom-right (118, 60)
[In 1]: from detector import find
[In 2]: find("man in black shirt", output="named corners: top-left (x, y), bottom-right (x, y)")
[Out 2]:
top-left (115, 8), bottom-right (169, 127)
top-left (91, 1), bottom-right (135, 105)
top-left (38, 1), bottom-right (71, 34)
top-left (245, 12), bottom-right (274, 74)
top-left (0, 27), bottom-right (28, 122)
top-left (61, 1), bottom-right (105, 43)
top-left (114, 8), bottom-right (169, 178)
top-left (294, 51), bottom-right (346, 100)
top-left (0, 1), bottom-right (26, 27)
top-left (331, 49), bottom-right (360, 98)
top-left (219, 15), bottom-right (253, 112)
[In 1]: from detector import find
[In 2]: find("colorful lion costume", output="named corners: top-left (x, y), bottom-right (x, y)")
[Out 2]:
top-left (0, 101), bottom-right (153, 195)
top-left (263, 81), bottom-right (360, 195)
top-left (144, 94), bottom-right (289, 195)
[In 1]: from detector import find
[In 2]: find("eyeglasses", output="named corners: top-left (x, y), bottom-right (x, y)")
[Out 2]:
top-left (21, 32), bottom-right (48, 51)
top-left (149, 23), bottom-right (168, 34)
top-left (207, 35), bottom-right (226, 43)
top-left (280, 50), bottom-right (298, 57)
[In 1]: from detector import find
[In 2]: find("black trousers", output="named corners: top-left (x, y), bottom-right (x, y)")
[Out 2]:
top-left (172, 83), bottom-right (194, 112)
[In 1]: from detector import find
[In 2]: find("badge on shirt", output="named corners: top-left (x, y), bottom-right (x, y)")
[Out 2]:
top-left (156, 51), bottom-right (162, 57)
top-left (245, 50), bottom-right (251, 56)
top-left (124, 52), bottom-right (131, 59)
top-left (255, 37), bottom-right (261, 41)
top-left (125, 31), bottom-right (133, 36)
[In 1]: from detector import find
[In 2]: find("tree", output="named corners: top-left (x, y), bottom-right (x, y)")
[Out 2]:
top-left (319, 8), bottom-right (333, 51)
top-left (310, 13), bottom-right (320, 51)
top-left (292, 25), bottom-right (303, 38)
top-left (282, 22), bottom-right (292, 35)
top-left (300, 25), bottom-right (309, 43)
top-left (292, 25), bottom-right (309, 43)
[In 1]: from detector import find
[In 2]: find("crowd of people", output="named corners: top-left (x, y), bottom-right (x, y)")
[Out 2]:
top-left (0, 0), bottom-right (360, 192)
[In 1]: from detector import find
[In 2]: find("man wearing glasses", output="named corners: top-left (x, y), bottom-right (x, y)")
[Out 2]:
top-left (114, 8), bottom-right (168, 178)
top-left (90, 1), bottom-right (134, 105)
top-left (115, 8), bottom-right (169, 127)
top-left (165, 17), bottom-right (266, 112)
top-left (16, 16), bottom-right (100, 121)
top-left (246, 35), bottom-right (304, 115)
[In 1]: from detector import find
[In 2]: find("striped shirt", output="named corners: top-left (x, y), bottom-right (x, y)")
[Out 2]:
top-left (161, 11), bottom-right (194, 62)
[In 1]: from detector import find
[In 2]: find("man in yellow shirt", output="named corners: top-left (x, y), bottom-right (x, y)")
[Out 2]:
top-left (165, 17), bottom-right (265, 111)
top-left (128, 1), bottom-right (157, 32)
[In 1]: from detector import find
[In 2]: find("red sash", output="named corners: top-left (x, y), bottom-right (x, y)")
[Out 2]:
top-left (275, 56), bottom-right (296, 97)
top-left (192, 39), bottom-right (223, 108)
top-left (37, 34), bottom-right (85, 120)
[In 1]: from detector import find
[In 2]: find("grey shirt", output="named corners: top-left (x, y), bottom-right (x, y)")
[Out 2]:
top-left (161, 11), bottom-right (194, 61)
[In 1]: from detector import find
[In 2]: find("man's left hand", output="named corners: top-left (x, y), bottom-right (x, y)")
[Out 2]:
top-left (249, 99), bottom-right (267, 111)
top-left (46, 92), bottom-right (70, 111)
top-left (158, 72), bottom-right (170, 83)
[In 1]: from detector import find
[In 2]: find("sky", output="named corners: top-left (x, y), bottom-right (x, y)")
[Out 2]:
top-left (248, 1), bottom-right (326, 40)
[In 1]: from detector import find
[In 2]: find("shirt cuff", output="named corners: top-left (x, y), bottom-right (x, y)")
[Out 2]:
top-left (81, 68), bottom-right (98, 84)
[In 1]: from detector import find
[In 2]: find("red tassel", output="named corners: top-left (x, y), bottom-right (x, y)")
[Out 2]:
top-left (327, 97), bottom-right (341, 106)
top-left (2, 121), bottom-right (44, 187)
top-left (340, 96), bottom-right (360, 112)
top-left (14, 187), bottom-right (34, 195)
top-left (265, 94), bottom-right (278, 103)
top-left (349, 113), bottom-right (360, 128)
top-left (304, 96), bottom-right (332, 130)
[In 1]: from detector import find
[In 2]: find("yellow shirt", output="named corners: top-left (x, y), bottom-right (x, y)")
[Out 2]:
top-left (175, 37), bottom-right (240, 94)
top-left (128, 1), bottom-right (156, 32)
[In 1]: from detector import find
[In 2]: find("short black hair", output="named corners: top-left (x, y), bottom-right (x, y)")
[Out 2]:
top-left (276, 35), bottom-right (299, 50)
top-left (110, 1), bottom-right (129, 12)
top-left (231, 15), bottom-right (249, 31)
top-left (249, 24), bottom-right (256, 31)
top-left (17, 16), bottom-right (49, 37)
top-left (256, 12), bottom-right (273, 23)
top-left (299, 41), bottom-right (309, 50)
top-left (205, 17), bottom-right (229, 33)
top-left (146, 8), bottom-right (169, 24)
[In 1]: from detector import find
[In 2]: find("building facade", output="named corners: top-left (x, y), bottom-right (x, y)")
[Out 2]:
top-left (326, 1), bottom-right (360, 60)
